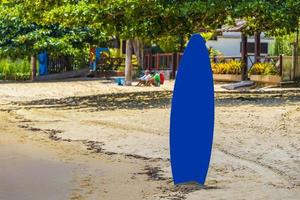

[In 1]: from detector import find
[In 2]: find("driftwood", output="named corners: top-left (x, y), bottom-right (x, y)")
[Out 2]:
top-left (221, 81), bottom-right (254, 90)
top-left (35, 68), bottom-right (89, 81)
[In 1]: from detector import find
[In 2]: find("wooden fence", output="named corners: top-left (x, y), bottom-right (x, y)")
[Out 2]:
top-left (47, 53), bottom-right (287, 81)
top-left (143, 53), bottom-right (183, 78)
top-left (143, 53), bottom-right (284, 79)
top-left (48, 56), bottom-right (87, 74)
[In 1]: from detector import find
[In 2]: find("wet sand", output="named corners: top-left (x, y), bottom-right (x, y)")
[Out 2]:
top-left (0, 79), bottom-right (300, 199)
top-left (0, 144), bottom-right (74, 200)
top-left (0, 111), bottom-right (166, 200)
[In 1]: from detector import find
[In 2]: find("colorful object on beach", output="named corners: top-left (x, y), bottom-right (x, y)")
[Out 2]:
top-left (159, 72), bottom-right (165, 85)
top-left (89, 47), bottom-right (109, 71)
top-left (38, 51), bottom-right (48, 76)
top-left (170, 34), bottom-right (215, 185)
top-left (115, 77), bottom-right (125, 86)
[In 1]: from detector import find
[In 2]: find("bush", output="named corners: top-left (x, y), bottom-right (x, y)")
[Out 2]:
top-left (270, 34), bottom-right (299, 56)
top-left (211, 60), bottom-right (243, 75)
top-left (0, 58), bottom-right (31, 80)
top-left (248, 63), bottom-right (278, 75)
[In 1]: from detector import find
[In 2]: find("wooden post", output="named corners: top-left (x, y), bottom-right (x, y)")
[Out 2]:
top-left (172, 53), bottom-right (177, 79)
top-left (292, 28), bottom-right (299, 80)
top-left (31, 54), bottom-right (37, 81)
top-left (279, 54), bottom-right (283, 77)
top-left (213, 55), bottom-right (217, 63)
top-left (116, 39), bottom-right (121, 57)
top-left (149, 53), bottom-right (152, 70)
top-left (254, 32), bottom-right (261, 63)
top-left (156, 54), bottom-right (160, 70)
top-left (241, 33), bottom-right (248, 80)
top-left (144, 54), bottom-right (148, 70)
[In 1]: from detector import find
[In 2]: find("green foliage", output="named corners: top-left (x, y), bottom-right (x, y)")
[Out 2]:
top-left (200, 32), bottom-right (215, 41)
top-left (0, 0), bottom-right (299, 82)
top-left (155, 36), bottom-right (181, 53)
top-left (212, 60), bottom-right (243, 75)
top-left (270, 36), bottom-right (293, 56)
top-left (270, 33), bottom-right (300, 56)
top-left (248, 62), bottom-right (278, 75)
top-left (0, 58), bottom-right (31, 80)
top-left (109, 48), bottom-right (122, 58)
top-left (108, 48), bottom-right (137, 67)
top-left (209, 47), bottom-right (222, 57)
top-left (232, 0), bottom-right (300, 35)
top-left (0, 1), bottom-right (108, 58)
top-left (13, 0), bottom-right (234, 40)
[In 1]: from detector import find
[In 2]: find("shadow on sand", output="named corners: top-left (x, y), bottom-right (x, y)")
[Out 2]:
top-left (16, 91), bottom-right (173, 111)
top-left (14, 91), bottom-right (300, 111)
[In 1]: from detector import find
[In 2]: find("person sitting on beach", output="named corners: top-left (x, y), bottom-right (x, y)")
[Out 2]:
top-left (137, 70), bottom-right (152, 86)
top-left (147, 72), bottom-right (161, 87)
top-left (153, 73), bottom-right (161, 86)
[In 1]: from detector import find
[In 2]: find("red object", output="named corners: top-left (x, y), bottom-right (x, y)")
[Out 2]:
top-left (160, 72), bottom-right (165, 84)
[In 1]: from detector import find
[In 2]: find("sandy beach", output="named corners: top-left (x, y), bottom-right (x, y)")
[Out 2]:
top-left (0, 79), bottom-right (299, 200)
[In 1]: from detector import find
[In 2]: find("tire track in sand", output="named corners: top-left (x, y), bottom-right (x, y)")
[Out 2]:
top-left (215, 147), bottom-right (298, 188)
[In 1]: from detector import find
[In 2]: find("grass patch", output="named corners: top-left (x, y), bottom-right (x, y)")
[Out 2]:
top-left (0, 58), bottom-right (31, 80)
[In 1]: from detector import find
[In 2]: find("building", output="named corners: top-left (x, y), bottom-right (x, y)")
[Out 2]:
top-left (206, 32), bottom-right (274, 57)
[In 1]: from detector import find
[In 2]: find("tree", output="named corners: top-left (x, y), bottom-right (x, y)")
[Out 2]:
top-left (228, 0), bottom-right (300, 65)
top-left (0, 0), bottom-right (241, 84)
top-left (100, 0), bottom-right (235, 85)
top-left (0, 1), bottom-right (108, 79)
top-left (232, 0), bottom-right (300, 35)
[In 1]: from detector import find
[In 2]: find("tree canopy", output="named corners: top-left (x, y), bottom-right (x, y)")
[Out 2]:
top-left (0, 0), bottom-right (299, 82)
top-left (232, 0), bottom-right (300, 35)
top-left (0, 0), bottom-right (239, 57)
top-left (0, 1), bottom-right (107, 57)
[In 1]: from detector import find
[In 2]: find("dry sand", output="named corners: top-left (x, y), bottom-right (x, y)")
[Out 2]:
top-left (0, 79), bottom-right (299, 200)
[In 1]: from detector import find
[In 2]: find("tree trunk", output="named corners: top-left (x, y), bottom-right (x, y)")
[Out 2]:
top-left (292, 29), bottom-right (299, 81)
top-left (132, 39), bottom-right (144, 70)
top-left (31, 54), bottom-right (37, 81)
top-left (125, 39), bottom-right (133, 86)
top-left (254, 32), bottom-right (261, 63)
top-left (241, 34), bottom-right (248, 80)
top-left (179, 35), bottom-right (185, 52)
top-left (140, 41), bottom-right (144, 72)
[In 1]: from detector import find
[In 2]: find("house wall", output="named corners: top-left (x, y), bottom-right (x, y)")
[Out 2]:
top-left (206, 32), bottom-right (274, 57)
top-left (206, 32), bottom-right (274, 68)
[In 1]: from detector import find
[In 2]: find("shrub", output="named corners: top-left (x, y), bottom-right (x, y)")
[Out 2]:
top-left (248, 62), bottom-right (278, 75)
top-left (211, 60), bottom-right (243, 75)
top-left (0, 58), bottom-right (31, 80)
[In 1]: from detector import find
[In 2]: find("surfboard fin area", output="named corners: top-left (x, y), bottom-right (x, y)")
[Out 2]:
top-left (170, 34), bottom-right (215, 185)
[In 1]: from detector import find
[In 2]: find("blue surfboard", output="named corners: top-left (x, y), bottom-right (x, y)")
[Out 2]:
top-left (170, 34), bottom-right (215, 185)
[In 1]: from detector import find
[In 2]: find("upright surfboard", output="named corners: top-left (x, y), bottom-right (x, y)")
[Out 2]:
top-left (170, 34), bottom-right (215, 185)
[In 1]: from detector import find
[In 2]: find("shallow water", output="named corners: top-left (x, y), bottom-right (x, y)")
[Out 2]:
top-left (0, 144), bottom-right (75, 200)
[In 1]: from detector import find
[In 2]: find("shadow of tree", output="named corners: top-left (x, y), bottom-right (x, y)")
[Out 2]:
top-left (16, 91), bottom-right (173, 111)
top-left (14, 91), bottom-right (300, 111)
top-left (216, 93), bottom-right (300, 107)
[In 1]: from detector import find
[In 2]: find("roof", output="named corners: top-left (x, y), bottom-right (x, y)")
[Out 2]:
top-left (218, 19), bottom-right (247, 32)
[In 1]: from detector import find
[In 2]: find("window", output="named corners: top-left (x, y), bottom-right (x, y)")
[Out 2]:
top-left (240, 42), bottom-right (268, 54)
